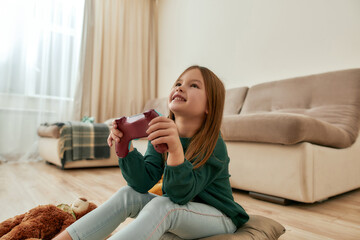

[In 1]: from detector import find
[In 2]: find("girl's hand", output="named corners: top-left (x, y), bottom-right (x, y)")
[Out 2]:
top-left (107, 120), bottom-right (134, 152)
top-left (147, 117), bottom-right (184, 165)
top-left (107, 120), bottom-right (123, 147)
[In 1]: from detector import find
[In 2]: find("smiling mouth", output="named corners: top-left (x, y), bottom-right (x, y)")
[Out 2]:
top-left (173, 97), bottom-right (186, 102)
top-left (172, 94), bottom-right (186, 102)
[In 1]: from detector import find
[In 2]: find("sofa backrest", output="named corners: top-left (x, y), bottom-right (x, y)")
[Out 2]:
top-left (239, 68), bottom-right (360, 145)
top-left (223, 87), bottom-right (248, 115)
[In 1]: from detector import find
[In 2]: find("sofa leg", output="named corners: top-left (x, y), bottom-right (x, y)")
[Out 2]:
top-left (249, 192), bottom-right (291, 205)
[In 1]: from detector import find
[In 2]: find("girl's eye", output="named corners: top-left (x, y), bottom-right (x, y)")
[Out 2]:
top-left (175, 83), bottom-right (181, 87)
top-left (191, 84), bottom-right (199, 88)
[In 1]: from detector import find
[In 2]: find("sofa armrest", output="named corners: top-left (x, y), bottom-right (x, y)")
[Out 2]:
top-left (37, 124), bottom-right (61, 138)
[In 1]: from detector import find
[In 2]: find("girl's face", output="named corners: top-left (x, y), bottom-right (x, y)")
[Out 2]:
top-left (168, 68), bottom-right (208, 118)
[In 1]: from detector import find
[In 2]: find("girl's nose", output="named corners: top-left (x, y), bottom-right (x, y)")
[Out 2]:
top-left (176, 86), bottom-right (184, 92)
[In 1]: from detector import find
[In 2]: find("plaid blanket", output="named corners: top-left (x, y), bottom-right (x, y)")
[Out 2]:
top-left (58, 122), bottom-right (110, 167)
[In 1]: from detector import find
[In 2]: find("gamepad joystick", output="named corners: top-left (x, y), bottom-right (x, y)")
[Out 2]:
top-left (115, 109), bottom-right (168, 158)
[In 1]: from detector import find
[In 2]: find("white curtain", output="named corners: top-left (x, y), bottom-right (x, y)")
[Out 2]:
top-left (0, 0), bottom-right (85, 162)
top-left (73, 0), bottom-right (158, 124)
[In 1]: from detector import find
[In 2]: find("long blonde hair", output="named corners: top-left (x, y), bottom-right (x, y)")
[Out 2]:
top-left (168, 65), bottom-right (225, 169)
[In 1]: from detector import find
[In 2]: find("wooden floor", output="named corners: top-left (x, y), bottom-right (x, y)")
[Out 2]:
top-left (1, 161), bottom-right (359, 240)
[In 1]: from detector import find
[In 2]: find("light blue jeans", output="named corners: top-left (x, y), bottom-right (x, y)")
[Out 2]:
top-left (67, 186), bottom-right (236, 240)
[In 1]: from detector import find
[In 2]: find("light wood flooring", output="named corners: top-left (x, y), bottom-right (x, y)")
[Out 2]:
top-left (1, 161), bottom-right (359, 239)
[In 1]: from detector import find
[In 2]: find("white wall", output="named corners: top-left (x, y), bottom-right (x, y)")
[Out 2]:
top-left (157, 0), bottom-right (360, 97)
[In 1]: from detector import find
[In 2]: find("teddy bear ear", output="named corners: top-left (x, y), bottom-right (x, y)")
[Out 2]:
top-left (57, 204), bottom-right (76, 219)
top-left (74, 202), bottom-right (97, 220)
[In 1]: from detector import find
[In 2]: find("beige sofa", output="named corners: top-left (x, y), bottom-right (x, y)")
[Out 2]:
top-left (133, 68), bottom-right (360, 203)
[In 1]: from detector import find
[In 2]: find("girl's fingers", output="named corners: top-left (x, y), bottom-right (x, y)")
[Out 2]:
top-left (111, 128), bottom-right (124, 138)
top-left (147, 129), bottom-right (172, 141)
top-left (111, 132), bottom-right (121, 143)
top-left (147, 122), bottom-right (173, 135)
top-left (107, 128), bottom-right (124, 147)
top-left (117, 130), bottom-right (124, 138)
top-left (150, 136), bottom-right (170, 147)
top-left (107, 134), bottom-right (113, 147)
top-left (148, 116), bottom-right (171, 126)
top-left (112, 119), bottom-right (119, 128)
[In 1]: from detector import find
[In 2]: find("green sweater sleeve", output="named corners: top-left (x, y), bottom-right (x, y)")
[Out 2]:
top-left (163, 150), bottom-right (226, 205)
top-left (118, 141), bottom-right (164, 193)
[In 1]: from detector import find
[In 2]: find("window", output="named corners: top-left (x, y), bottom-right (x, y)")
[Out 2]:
top-left (0, 0), bottom-right (85, 100)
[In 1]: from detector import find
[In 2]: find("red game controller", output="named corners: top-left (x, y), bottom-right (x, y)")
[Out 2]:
top-left (115, 109), bottom-right (168, 158)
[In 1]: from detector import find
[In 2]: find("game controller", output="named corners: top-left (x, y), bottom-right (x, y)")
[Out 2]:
top-left (115, 109), bottom-right (168, 158)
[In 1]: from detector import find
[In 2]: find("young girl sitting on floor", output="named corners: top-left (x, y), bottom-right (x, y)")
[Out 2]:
top-left (54, 65), bottom-right (249, 240)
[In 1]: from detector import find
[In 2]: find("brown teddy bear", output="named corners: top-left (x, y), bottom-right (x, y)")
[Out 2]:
top-left (0, 197), bottom-right (97, 240)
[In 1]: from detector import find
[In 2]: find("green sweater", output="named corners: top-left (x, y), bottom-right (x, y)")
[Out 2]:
top-left (118, 135), bottom-right (249, 227)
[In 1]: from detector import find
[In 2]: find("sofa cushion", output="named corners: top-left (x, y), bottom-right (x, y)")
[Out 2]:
top-left (222, 113), bottom-right (355, 148)
top-left (224, 87), bottom-right (249, 115)
top-left (160, 215), bottom-right (285, 240)
top-left (222, 69), bottom-right (360, 148)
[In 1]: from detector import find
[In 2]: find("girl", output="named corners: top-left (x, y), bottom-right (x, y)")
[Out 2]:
top-left (55, 65), bottom-right (249, 240)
